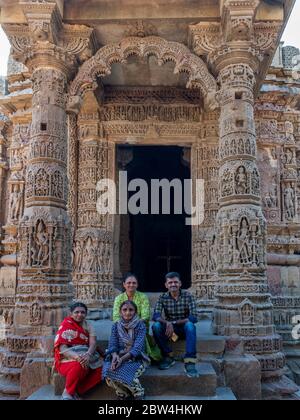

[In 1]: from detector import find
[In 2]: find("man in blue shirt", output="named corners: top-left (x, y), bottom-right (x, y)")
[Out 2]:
top-left (152, 272), bottom-right (198, 377)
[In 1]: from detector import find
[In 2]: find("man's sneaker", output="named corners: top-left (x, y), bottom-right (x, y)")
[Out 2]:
top-left (159, 356), bottom-right (175, 370)
top-left (184, 362), bottom-right (199, 378)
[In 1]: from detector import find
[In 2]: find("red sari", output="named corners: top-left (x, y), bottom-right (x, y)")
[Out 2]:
top-left (54, 317), bottom-right (102, 396)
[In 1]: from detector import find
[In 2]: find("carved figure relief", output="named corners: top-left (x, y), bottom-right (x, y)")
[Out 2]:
top-left (31, 220), bottom-right (50, 267)
top-left (235, 166), bottom-right (248, 194)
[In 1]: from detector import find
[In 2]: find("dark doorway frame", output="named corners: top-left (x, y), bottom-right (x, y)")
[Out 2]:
top-left (118, 145), bottom-right (192, 292)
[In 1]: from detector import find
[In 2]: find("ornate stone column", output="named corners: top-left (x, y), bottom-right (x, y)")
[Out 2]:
top-left (281, 121), bottom-right (298, 223)
top-left (15, 64), bottom-right (73, 329)
top-left (0, 60), bottom-right (31, 399)
top-left (67, 109), bottom-right (80, 231)
top-left (0, 117), bottom-right (9, 253)
top-left (1, 121), bottom-right (29, 278)
top-left (2, 1), bottom-right (97, 398)
top-left (72, 108), bottom-right (115, 311)
top-left (191, 112), bottom-right (219, 311)
top-left (214, 60), bottom-right (282, 376)
top-left (189, 0), bottom-right (298, 398)
top-left (0, 119), bottom-right (28, 349)
top-left (255, 88), bottom-right (300, 385)
top-left (0, 117), bottom-right (13, 354)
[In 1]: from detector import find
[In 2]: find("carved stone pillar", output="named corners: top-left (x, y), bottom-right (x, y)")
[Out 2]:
top-left (0, 72), bottom-right (31, 400)
top-left (0, 118), bottom-right (9, 253)
top-left (191, 113), bottom-right (219, 311)
top-left (0, 118), bottom-right (13, 360)
top-left (2, 121), bottom-right (29, 267)
top-left (281, 121), bottom-right (298, 223)
top-left (67, 111), bottom-right (79, 231)
top-left (189, 1), bottom-right (298, 397)
top-left (73, 111), bottom-right (115, 310)
top-left (16, 64), bottom-right (73, 329)
top-left (214, 61), bottom-right (285, 379)
top-left (0, 120), bottom-right (28, 364)
top-left (1, 1), bottom-right (97, 398)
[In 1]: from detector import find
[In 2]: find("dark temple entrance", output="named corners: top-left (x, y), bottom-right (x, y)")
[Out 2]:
top-left (120, 146), bottom-right (191, 292)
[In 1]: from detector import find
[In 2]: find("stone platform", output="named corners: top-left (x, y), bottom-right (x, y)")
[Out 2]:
top-left (27, 384), bottom-right (237, 401)
top-left (30, 359), bottom-right (237, 401)
top-left (49, 319), bottom-right (262, 400)
top-left (14, 318), bottom-right (300, 400)
top-left (52, 361), bottom-right (219, 398)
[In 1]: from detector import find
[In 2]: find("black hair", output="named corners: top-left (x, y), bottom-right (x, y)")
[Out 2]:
top-left (120, 300), bottom-right (138, 313)
top-left (123, 272), bottom-right (138, 283)
top-left (165, 272), bottom-right (181, 281)
top-left (69, 302), bottom-right (88, 313)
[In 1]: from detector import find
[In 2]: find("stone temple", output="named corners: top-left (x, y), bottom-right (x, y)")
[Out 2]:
top-left (0, 0), bottom-right (300, 400)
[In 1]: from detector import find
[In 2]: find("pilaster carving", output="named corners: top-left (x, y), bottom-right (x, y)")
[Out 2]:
top-left (72, 110), bottom-right (115, 308)
top-left (0, 102), bottom-right (31, 399)
top-left (0, 2), bottom-right (98, 399)
top-left (191, 114), bottom-right (219, 308)
top-left (67, 112), bottom-right (79, 231)
top-left (193, 1), bottom-right (288, 389)
top-left (0, 118), bottom-right (9, 228)
top-left (255, 90), bottom-right (300, 386)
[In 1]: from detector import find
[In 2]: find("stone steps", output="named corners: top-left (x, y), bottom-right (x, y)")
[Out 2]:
top-left (52, 361), bottom-right (218, 399)
top-left (0, 366), bottom-right (21, 377)
top-left (99, 362), bottom-right (216, 398)
top-left (145, 387), bottom-right (236, 400)
top-left (0, 375), bottom-right (20, 398)
top-left (27, 385), bottom-right (236, 400)
top-left (172, 335), bottom-right (226, 359)
top-left (143, 362), bottom-right (217, 397)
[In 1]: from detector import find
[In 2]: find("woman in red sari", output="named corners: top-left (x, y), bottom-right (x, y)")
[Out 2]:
top-left (54, 302), bottom-right (102, 400)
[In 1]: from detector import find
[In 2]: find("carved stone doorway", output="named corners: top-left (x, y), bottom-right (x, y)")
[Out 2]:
top-left (117, 145), bottom-right (191, 292)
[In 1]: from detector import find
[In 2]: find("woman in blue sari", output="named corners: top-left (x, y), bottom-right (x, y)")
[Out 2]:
top-left (103, 300), bottom-right (150, 400)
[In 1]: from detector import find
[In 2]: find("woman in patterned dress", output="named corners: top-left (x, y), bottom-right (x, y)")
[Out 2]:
top-left (54, 302), bottom-right (102, 400)
top-left (104, 300), bottom-right (150, 400)
top-left (113, 273), bottom-right (161, 362)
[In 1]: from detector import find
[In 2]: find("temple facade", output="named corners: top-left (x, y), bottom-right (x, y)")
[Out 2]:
top-left (0, 0), bottom-right (300, 400)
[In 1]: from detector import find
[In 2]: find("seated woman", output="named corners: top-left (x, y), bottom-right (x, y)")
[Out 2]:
top-left (54, 302), bottom-right (102, 400)
top-left (104, 300), bottom-right (150, 400)
top-left (113, 273), bottom-right (161, 362)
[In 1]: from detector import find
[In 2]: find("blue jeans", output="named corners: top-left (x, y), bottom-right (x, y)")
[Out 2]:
top-left (152, 321), bottom-right (197, 362)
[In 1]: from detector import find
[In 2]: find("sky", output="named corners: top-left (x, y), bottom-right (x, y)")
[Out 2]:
top-left (0, 1), bottom-right (299, 76)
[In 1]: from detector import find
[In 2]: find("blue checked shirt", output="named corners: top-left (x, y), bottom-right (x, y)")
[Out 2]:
top-left (152, 290), bottom-right (198, 324)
